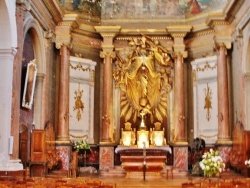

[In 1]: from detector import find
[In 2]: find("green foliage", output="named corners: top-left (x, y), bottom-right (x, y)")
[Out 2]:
top-left (73, 139), bottom-right (90, 151)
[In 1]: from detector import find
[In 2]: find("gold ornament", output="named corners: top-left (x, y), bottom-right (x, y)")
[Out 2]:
top-left (113, 35), bottom-right (173, 123)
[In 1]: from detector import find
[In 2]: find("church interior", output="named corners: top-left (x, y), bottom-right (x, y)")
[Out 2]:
top-left (0, 0), bottom-right (250, 187)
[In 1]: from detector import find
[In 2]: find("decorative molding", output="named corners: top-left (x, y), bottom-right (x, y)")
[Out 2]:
top-left (192, 29), bottom-right (215, 37)
top-left (195, 61), bottom-right (217, 72)
top-left (199, 133), bottom-right (218, 139)
top-left (167, 25), bottom-right (192, 35)
top-left (44, 30), bottom-right (54, 39)
top-left (70, 63), bottom-right (91, 72)
top-left (94, 26), bottom-right (121, 37)
top-left (116, 36), bottom-right (172, 41)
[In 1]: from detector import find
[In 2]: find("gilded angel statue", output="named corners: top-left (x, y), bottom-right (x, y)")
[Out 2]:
top-left (113, 35), bottom-right (174, 123)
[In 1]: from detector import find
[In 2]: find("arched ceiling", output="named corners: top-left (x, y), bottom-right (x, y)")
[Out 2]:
top-left (57, 0), bottom-right (241, 34)
top-left (53, 0), bottom-right (243, 58)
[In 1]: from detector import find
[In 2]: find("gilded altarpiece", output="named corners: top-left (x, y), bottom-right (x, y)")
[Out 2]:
top-left (113, 35), bottom-right (174, 145)
top-left (191, 56), bottom-right (218, 145)
top-left (69, 56), bottom-right (96, 143)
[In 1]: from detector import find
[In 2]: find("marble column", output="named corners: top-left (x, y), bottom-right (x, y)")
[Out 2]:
top-left (174, 52), bottom-right (186, 143)
top-left (54, 44), bottom-right (71, 171)
top-left (167, 25), bottom-right (191, 174)
top-left (94, 25), bottom-right (120, 145)
top-left (57, 44), bottom-right (70, 141)
top-left (100, 51), bottom-right (116, 143)
top-left (94, 26), bottom-right (121, 173)
top-left (216, 43), bottom-right (231, 143)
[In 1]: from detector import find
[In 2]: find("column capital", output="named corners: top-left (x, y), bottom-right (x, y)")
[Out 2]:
top-left (166, 25), bottom-right (192, 58)
top-left (16, 0), bottom-right (31, 11)
top-left (55, 14), bottom-right (79, 49)
top-left (208, 19), bottom-right (232, 50)
top-left (0, 48), bottom-right (17, 58)
top-left (172, 51), bottom-right (186, 60)
top-left (214, 36), bottom-right (232, 50)
top-left (94, 26), bottom-right (121, 47)
top-left (94, 26), bottom-right (121, 37)
top-left (100, 51), bottom-right (116, 59)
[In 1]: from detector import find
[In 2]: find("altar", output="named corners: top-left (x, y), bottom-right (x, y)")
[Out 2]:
top-left (115, 146), bottom-right (172, 178)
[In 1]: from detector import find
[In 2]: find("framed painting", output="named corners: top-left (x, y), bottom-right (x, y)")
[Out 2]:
top-left (22, 59), bottom-right (37, 109)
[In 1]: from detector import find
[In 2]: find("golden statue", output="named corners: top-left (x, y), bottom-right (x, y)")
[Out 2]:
top-left (113, 35), bottom-right (173, 123)
top-left (73, 86), bottom-right (84, 121)
top-left (204, 83), bottom-right (212, 121)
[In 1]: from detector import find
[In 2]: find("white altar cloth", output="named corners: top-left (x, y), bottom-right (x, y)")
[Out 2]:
top-left (115, 145), bottom-right (172, 154)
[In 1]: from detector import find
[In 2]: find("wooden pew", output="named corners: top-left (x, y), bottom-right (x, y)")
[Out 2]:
top-left (29, 122), bottom-right (59, 177)
top-left (229, 121), bottom-right (250, 176)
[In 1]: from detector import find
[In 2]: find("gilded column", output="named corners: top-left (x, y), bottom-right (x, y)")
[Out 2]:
top-left (215, 43), bottom-right (231, 143)
top-left (100, 51), bottom-right (116, 142)
top-left (57, 44), bottom-right (70, 141)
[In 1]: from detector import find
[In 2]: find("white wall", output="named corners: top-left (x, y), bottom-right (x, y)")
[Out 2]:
top-left (0, 1), bottom-right (22, 170)
top-left (191, 56), bottom-right (218, 145)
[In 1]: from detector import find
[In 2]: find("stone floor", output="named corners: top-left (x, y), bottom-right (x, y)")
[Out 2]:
top-left (76, 167), bottom-right (246, 188)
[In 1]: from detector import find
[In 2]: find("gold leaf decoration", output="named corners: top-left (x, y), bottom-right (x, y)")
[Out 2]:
top-left (73, 85), bottom-right (84, 121)
top-left (113, 35), bottom-right (174, 123)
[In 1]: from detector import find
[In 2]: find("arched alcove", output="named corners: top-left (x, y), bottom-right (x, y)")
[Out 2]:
top-left (23, 13), bottom-right (47, 129)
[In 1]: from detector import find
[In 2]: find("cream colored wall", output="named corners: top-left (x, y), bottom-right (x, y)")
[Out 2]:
top-left (191, 56), bottom-right (218, 145)
top-left (231, 9), bottom-right (250, 129)
top-left (69, 56), bottom-right (96, 143)
top-left (0, 0), bottom-right (21, 170)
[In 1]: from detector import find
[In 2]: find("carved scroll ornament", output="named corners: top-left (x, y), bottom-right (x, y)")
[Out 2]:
top-left (113, 35), bottom-right (173, 123)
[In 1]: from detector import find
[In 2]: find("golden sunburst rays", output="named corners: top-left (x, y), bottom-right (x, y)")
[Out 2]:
top-left (115, 35), bottom-right (173, 123)
top-left (120, 90), bottom-right (169, 123)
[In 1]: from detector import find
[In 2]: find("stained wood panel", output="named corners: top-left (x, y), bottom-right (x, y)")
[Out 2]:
top-left (31, 130), bottom-right (46, 162)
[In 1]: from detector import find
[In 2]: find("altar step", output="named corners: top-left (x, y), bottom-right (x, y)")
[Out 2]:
top-left (99, 165), bottom-right (126, 177)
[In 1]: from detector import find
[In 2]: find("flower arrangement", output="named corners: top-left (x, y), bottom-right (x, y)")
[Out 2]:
top-left (199, 148), bottom-right (225, 177)
top-left (245, 159), bottom-right (250, 167)
top-left (73, 139), bottom-right (90, 152)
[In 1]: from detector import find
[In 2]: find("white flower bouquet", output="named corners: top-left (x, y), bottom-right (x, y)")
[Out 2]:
top-left (245, 159), bottom-right (250, 167)
top-left (199, 148), bottom-right (225, 177)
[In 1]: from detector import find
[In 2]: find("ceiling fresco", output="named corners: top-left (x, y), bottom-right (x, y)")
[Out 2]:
top-left (59, 0), bottom-right (227, 21)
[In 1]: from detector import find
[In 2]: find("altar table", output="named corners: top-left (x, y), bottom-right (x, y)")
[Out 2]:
top-left (115, 146), bottom-right (172, 177)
